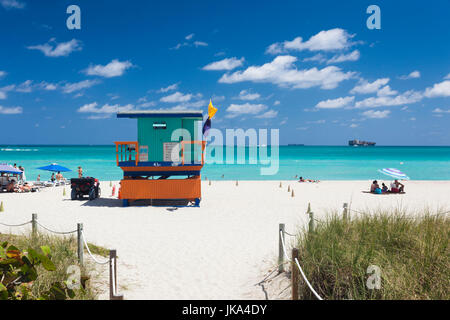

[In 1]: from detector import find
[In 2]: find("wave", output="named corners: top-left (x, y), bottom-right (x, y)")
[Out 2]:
top-left (0, 148), bottom-right (39, 152)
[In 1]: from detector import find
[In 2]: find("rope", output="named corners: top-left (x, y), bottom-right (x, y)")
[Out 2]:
top-left (279, 230), bottom-right (324, 300)
top-left (294, 258), bottom-right (323, 300)
top-left (0, 220), bottom-right (31, 227)
top-left (80, 230), bottom-right (110, 265)
top-left (35, 221), bottom-right (77, 235)
top-left (283, 230), bottom-right (296, 237)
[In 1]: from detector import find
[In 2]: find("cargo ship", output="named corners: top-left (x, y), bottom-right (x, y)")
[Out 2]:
top-left (348, 139), bottom-right (376, 147)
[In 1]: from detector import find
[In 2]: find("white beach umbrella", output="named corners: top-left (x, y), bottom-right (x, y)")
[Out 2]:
top-left (378, 168), bottom-right (410, 180)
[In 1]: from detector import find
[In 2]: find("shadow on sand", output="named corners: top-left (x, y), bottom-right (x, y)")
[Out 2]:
top-left (81, 198), bottom-right (123, 208)
top-left (80, 198), bottom-right (191, 209)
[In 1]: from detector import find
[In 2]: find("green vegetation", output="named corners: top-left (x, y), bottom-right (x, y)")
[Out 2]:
top-left (0, 233), bottom-right (106, 300)
top-left (295, 209), bottom-right (450, 300)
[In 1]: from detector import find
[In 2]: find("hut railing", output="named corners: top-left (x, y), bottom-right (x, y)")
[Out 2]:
top-left (114, 141), bottom-right (139, 166)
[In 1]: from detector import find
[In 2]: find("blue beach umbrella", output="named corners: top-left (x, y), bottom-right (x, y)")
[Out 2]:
top-left (378, 168), bottom-right (410, 180)
top-left (37, 163), bottom-right (72, 173)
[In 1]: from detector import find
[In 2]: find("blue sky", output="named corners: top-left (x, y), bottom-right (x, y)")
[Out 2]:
top-left (0, 0), bottom-right (449, 145)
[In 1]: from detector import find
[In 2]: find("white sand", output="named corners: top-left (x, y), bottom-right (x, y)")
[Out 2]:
top-left (1, 180), bottom-right (449, 300)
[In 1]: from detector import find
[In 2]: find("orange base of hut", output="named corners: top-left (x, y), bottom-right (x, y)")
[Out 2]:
top-left (118, 176), bottom-right (201, 201)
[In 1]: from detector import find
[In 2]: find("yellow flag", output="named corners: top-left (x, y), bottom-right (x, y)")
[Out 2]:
top-left (208, 100), bottom-right (218, 119)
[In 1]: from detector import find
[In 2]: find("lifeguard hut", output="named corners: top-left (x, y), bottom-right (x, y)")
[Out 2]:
top-left (114, 110), bottom-right (205, 207)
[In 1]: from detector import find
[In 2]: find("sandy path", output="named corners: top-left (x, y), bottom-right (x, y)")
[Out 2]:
top-left (1, 180), bottom-right (449, 299)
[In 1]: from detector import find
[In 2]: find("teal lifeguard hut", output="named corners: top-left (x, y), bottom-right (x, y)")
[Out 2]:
top-left (114, 110), bottom-right (205, 206)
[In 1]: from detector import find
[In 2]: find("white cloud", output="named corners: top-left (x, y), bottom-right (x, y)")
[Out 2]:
top-left (377, 85), bottom-right (398, 96)
top-left (194, 41), bottom-right (208, 47)
top-left (0, 84), bottom-right (15, 99)
top-left (158, 83), bottom-right (179, 93)
top-left (219, 55), bottom-right (355, 90)
top-left (303, 54), bottom-right (327, 63)
top-left (185, 33), bottom-right (194, 40)
top-left (424, 80), bottom-right (450, 98)
top-left (349, 123), bottom-right (359, 128)
top-left (350, 78), bottom-right (390, 94)
top-left (160, 91), bottom-right (193, 103)
top-left (0, 71), bottom-right (6, 78)
top-left (237, 90), bottom-right (260, 101)
top-left (0, 105), bottom-right (22, 114)
top-left (138, 101), bottom-right (156, 108)
top-left (15, 80), bottom-right (33, 93)
top-left (266, 28), bottom-right (355, 54)
top-left (256, 109), bottom-right (278, 118)
top-left (41, 82), bottom-right (57, 90)
top-left (27, 39), bottom-right (82, 57)
top-left (362, 110), bottom-right (391, 119)
top-left (0, 0), bottom-right (25, 9)
top-left (355, 90), bottom-right (423, 108)
top-left (226, 103), bottom-right (267, 118)
top-left (444, 73), bottom-right (450, 80)
top-left (274, 100), bottom-right (281, 106)
top-left (202, 57), bottom-right (244, 71)
top-left (170, 99), bottom-right (208, 111)
top-left (62, 80), bottom-right (100, 94)
top-left (77, 102), bottom-right (134, 114)
top-left (84, 59), bottom-right (133, 78)
top-left (432, 108), bottom-right (450, 114)
top-left (327, 50), bottom-right (360, 64)
top-left (315, 96), bottom-right (354, 109)
top-left (399, 70), bottom-right (421, 80)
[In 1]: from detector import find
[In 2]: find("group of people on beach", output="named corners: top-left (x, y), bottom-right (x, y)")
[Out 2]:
top-left (1, 163), bottom-right (84, 194)
top-left (370, 180), bottom-right (405, 194)
top-left (0, 163), bottom-right (36, 193)
top-left (296, 175), bottom-right (320, 183)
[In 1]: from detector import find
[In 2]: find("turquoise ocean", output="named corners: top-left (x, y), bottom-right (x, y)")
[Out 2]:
top-left (1, 145), bottom-right (450, 181)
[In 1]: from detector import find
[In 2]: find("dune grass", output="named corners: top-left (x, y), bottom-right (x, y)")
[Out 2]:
top-left (0, 232), bottom-right (107, 300)
top-left (294, 209), bottom-right (450, 300)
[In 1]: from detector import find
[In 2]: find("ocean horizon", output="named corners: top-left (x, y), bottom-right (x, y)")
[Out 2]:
top-left (1, 145), bottom-right (450, 181)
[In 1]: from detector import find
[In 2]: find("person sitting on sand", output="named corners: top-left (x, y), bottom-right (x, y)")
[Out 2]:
top-left (390, 180), bottom-right (405, 193)
top-left (382, 183), bottom-right (389, 193)
top-left (299, 176), bottom-right (320, 183)
top-left (6, 180), bottom-right (16, 192)
top-left (370, 180), bottom-right (380, 193)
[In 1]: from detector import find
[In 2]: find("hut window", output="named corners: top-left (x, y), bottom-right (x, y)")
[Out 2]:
top-left (153, 122), bottom-right (167, 129)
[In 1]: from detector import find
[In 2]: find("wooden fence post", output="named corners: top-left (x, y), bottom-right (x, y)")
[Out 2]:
top-left (77, 223), bottom-right (83, 265)
top-left (291, 248), bottom-right (299, 300)
top-left (309, 212), bottom-right (315, 233)
top-left (278, 223), bottom-right (285, 273)
top-left (343, 203), bottom-right (349, 220)
top-left (109, 250), bottom-right (124, 300)
top-left (31, 214), bottom-right (37, 237)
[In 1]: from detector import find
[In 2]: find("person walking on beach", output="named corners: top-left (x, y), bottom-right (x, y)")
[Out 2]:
top-left (19, 165), bottom-right (26, 182)
top-left (78, 166), bottom-right (83, 178)
top-left (37, 174), bottom-right (40, 182)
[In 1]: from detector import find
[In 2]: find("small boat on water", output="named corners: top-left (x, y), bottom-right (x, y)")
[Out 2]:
top-left (348, 139), bottom-right (376, 147)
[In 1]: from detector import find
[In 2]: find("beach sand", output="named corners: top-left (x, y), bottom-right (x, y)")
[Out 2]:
top-left (1, 180), bottom-right (449, 300)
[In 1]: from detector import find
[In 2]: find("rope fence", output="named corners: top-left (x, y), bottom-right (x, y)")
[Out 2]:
top-left (0, 214), bottom-right (123, 300)
top-left (278, 202), bottom-right (450, 300)
top-left (0, 220), bottom-right (32, 227)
